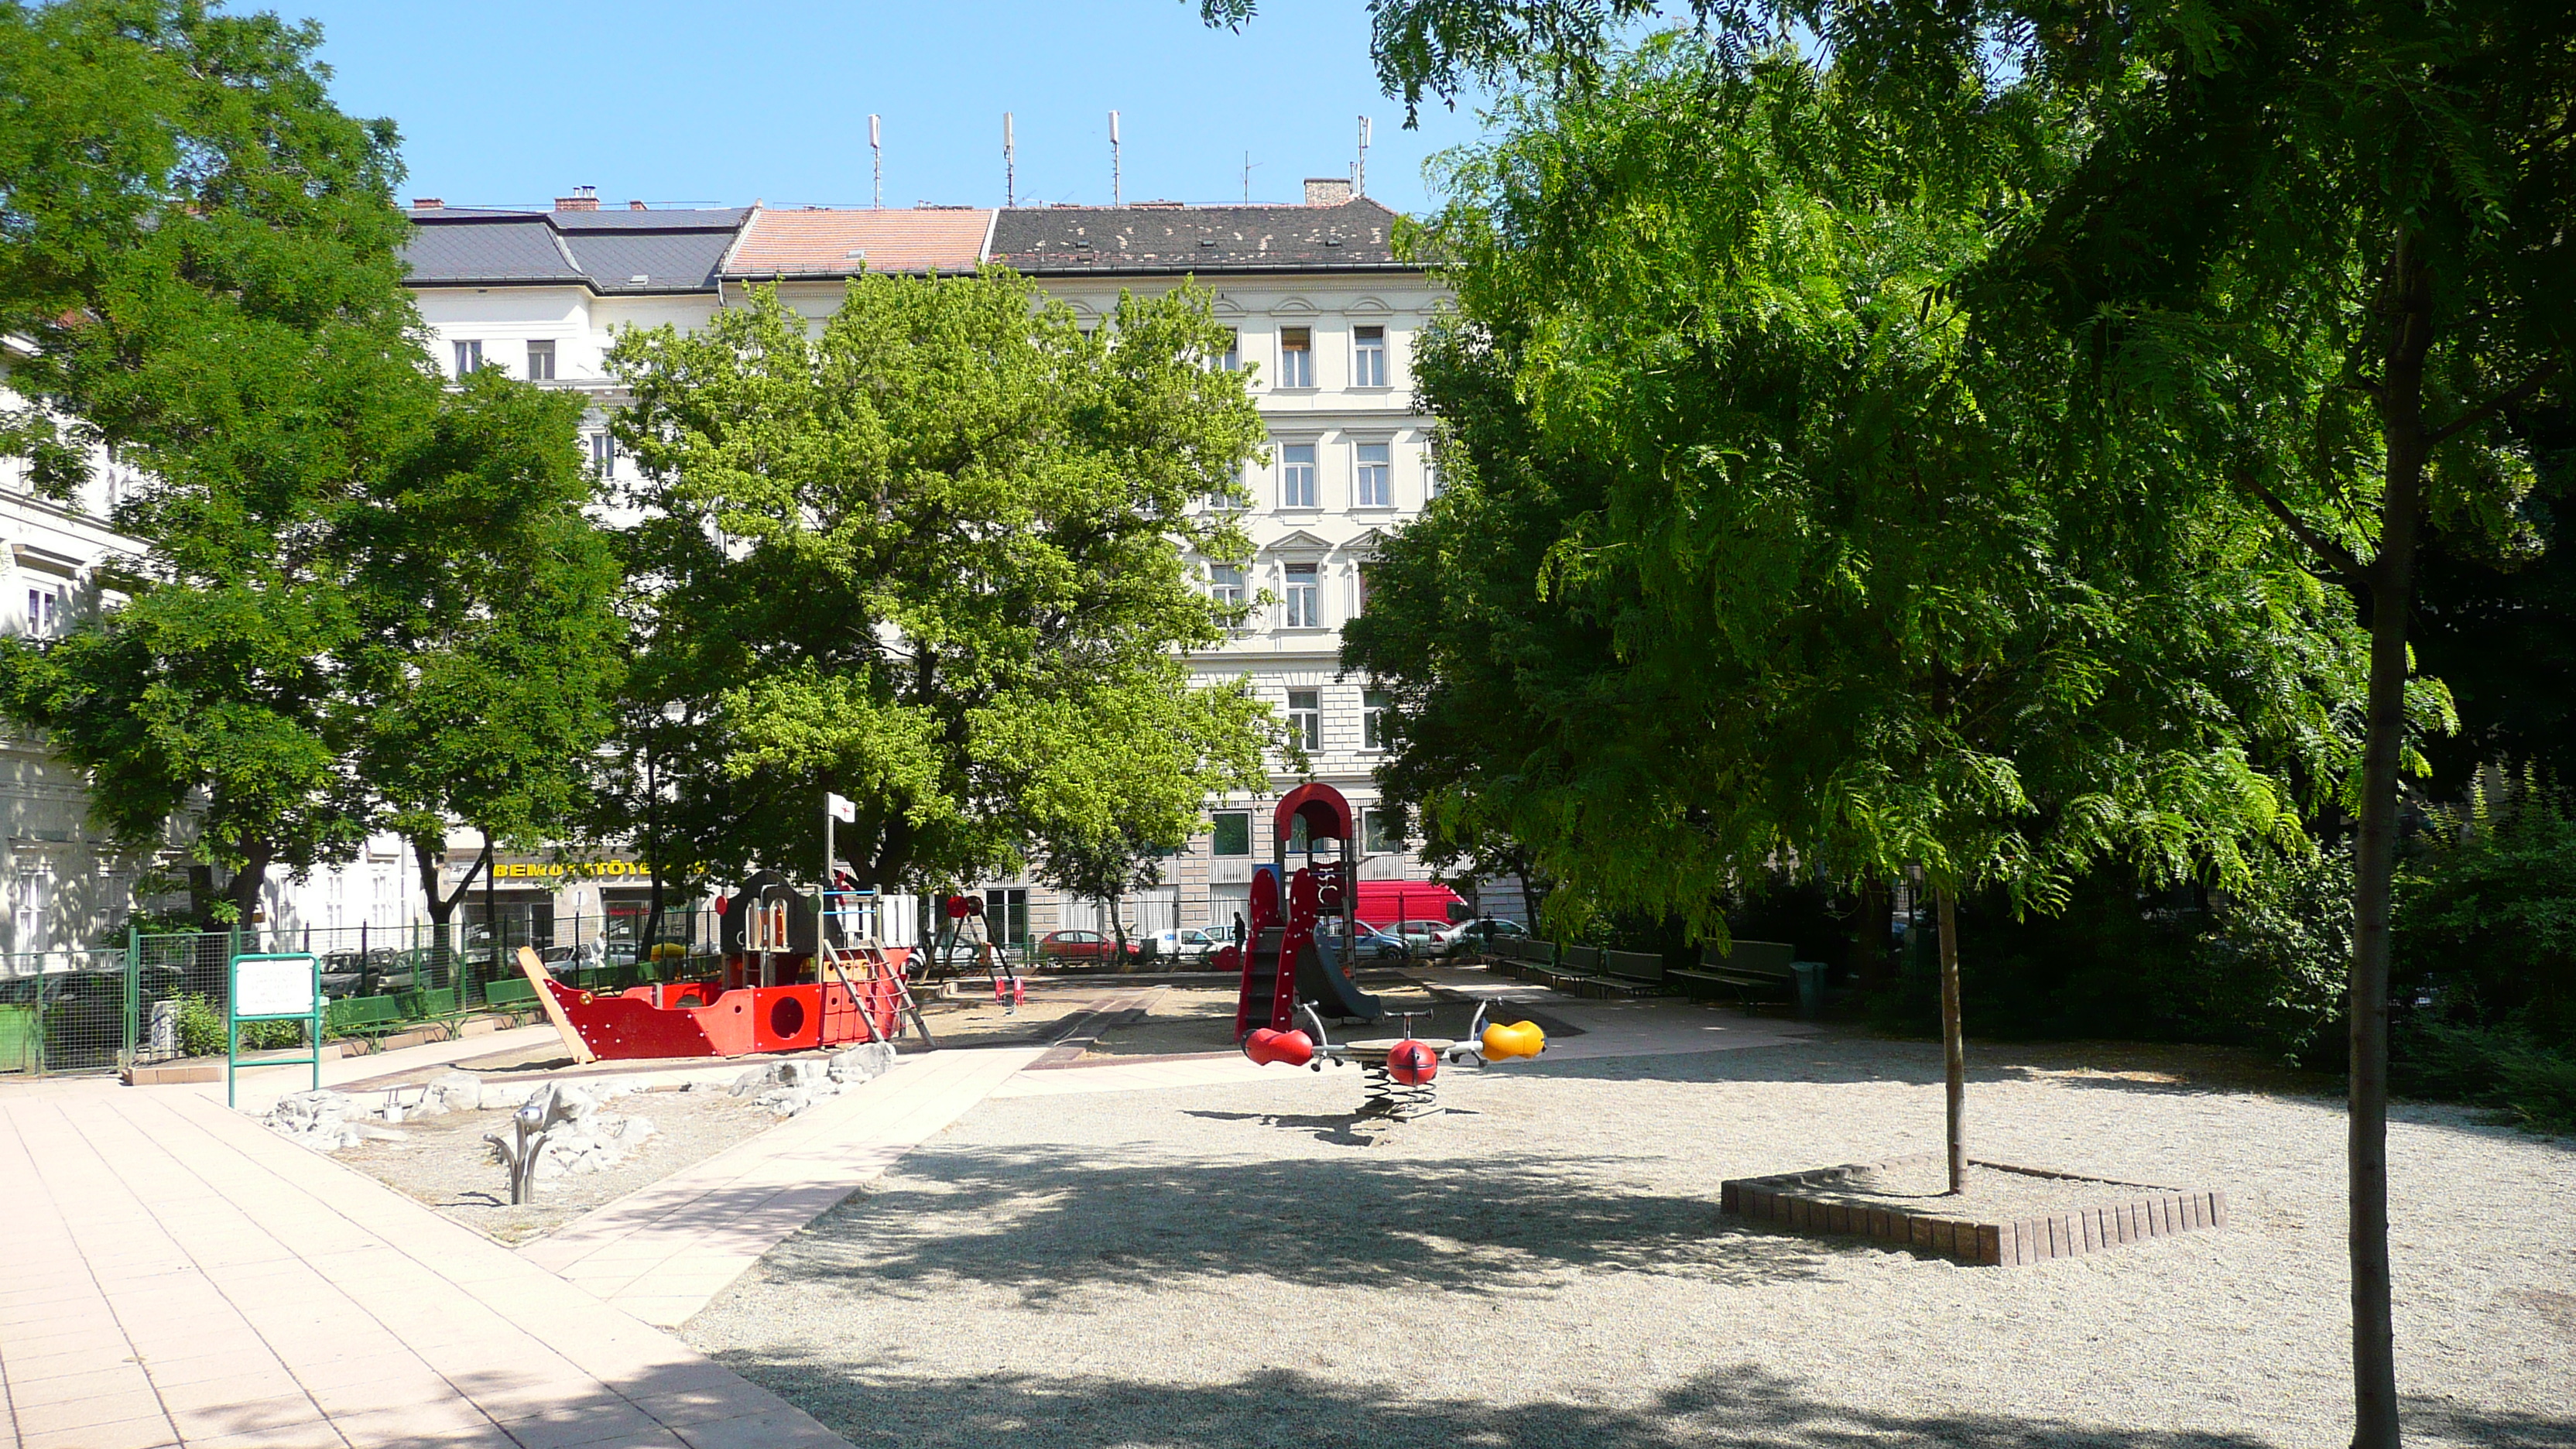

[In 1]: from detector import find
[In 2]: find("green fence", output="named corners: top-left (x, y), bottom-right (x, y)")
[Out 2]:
top-left (0, 909), bottom-right (721, 1077)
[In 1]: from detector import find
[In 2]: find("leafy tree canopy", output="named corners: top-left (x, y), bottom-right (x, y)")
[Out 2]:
top-left (607, 273), bottom-right (1276, 894)
top-left (1348, 41), bottom-right (2370, 940)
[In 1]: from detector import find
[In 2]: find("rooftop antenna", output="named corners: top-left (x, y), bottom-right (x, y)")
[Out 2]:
top-left (1109, 110), bottom-right (1122, 207)
top-left (1356, 115), bottom-right (1372, 198)
top-left (1242, 151), bottom-right (1260, 204)
top-left (868, 114), bottom-right (882, 209)
top-left (1004, 112), bottom-right (1016, 209)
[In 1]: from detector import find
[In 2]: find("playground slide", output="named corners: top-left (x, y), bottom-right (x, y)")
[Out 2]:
top-left (1294, 940), bottom-right (1385, 1023)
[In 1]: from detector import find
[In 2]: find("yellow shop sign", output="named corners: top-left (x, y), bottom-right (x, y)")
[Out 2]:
top-left (487, 860), bottom-right (653, 882)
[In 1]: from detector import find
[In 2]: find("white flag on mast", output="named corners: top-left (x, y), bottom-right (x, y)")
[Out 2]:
top-left (827, 793), bottom-right (856, 823)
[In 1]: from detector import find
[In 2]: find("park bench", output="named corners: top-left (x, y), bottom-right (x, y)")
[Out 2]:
top-left (481, 977), bottom-right (540, 1019)
top-left (1670, 940), bottom-right (1800, 1011)
top-left (324, 994), bottom-right (406, 1046)
top-left (1597, 949), bottom-right (1676, 999)
top-left (396, 985), bottom-right (468, 1041)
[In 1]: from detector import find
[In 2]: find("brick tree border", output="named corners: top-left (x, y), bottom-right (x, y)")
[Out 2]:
top-left (1720, 1153), bottom-right (2227, 1267)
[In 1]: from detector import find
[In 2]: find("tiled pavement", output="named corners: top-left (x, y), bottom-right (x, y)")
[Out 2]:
top-left (0, 1081), bottom-right (853, 1449)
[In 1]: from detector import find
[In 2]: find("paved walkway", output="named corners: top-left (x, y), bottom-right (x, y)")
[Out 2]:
top-left (518, 1048), bottom-right (1045, 1328)
top-left (0, 1081), bottom-right (852, 1449)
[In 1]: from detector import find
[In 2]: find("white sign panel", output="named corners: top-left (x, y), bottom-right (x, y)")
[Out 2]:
top-left (234, 956), bottom-right (317, 1019)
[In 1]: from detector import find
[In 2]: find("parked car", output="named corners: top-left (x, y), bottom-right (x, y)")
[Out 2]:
top-left (1437, 917), bottom-right (1533, 957)
top-left (1139, 927), bottom-right (1221, 964)
top-left (1036, 929), bottom-right (1136, 966)
top-left (1346, 923), bottom-right (1410, 962)
top-left (1388, 919), bottom-right (1454, 957)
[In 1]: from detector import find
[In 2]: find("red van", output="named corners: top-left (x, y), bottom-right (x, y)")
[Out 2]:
top-left (1351, 880), bottom-right (1466, 930)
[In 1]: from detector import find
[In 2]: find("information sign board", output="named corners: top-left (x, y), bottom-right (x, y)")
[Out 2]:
top-left (227, 952), bottom-right (323, 1107)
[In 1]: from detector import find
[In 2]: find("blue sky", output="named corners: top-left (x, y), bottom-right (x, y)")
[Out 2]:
top-left (277, 0), bottom-right (1494, 217)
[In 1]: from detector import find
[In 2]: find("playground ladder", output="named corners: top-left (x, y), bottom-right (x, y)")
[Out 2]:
top-left (821, 892), bottom-right (937, 1048)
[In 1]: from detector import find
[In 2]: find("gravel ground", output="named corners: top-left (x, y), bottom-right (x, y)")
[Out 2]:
top-left (682, 1033), bottom-right (2574, 1449)
top-left (1800, 1160), bottom-right (2167, 1216)
top-left (333, 1085), bottom-right (779, 1245)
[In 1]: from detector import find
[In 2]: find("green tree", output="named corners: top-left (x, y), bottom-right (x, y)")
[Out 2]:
top-left (1228, 5), bottom-right (2571, 1435)
top-left (1346, 38), bottom-right (2365, 1186)
top-left (606, 274), bottom-right (1275, 904)
top-left (0, 0), bottom-right (423, 924)
top-left (348, 370), bottom-right (625, 935)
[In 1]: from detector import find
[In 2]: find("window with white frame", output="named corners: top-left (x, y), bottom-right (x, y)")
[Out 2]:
top-left (23, 585), bottom-right (61, 638)
top-left (1278, 327), bottom-right (1314, 387)
top-left (1215, 329), bottom-right (1240, 372)
top-left (526, 338), bottom-right (556, 381)
top-left (12, 868), bottom-right (50, 953)
top-left (1286, 689), bottom-right (1321, 751)
top-left (1208, 563), bottom-right (1245, 608)
top-left (1211, 811), bottom-right (1252, 857)
top-left (1355, 441), bottom-right (1391, 506)
top-left (588, 430), bottom-right (617, 478)
top-left (1353, 325), bottom-right (1388, 387)
top-left (1363, 688), bottom-right (1392, 749)
top-left (1423, 449), bottom-right (1442, 498)
top-left (1283, 564), bottom-right (1320, 627)
top-left (1363, 806), bottom-right (1403, 854)
top-left (1279, 444), bottom-right (1317, 509)
top-left (451, 339), bottom-right (483, 375)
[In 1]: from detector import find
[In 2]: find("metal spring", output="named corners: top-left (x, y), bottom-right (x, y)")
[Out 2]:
top-left (1358, 1063), bottom-right (1438, 1118)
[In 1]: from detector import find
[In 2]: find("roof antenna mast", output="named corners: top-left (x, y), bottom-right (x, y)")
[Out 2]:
top-left (1356, 115), bottom-right (1372, 198)
top-left (1109, 110), bottom-right (1122, 207)
top-left (1004, 112), bottom-right (1016, 209)
top-left (1243, 151), bottom-right (1259, 204)
top-left (868, 114), bottom-right (882, 209)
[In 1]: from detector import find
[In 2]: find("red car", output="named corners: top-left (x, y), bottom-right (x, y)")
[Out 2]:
top-left (1036, 929), bottom-right (1136, 966)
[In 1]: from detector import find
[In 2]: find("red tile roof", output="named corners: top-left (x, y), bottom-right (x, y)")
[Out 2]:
top-left (723, 207), bottom-right (992, 278)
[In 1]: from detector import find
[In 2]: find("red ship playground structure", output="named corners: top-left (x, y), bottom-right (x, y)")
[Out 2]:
top-left (510, 875), bottom-right (934, 1064)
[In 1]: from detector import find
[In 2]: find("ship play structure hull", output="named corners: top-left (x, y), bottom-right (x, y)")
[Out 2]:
top-left (541, 964), bottom-right (907, 1060)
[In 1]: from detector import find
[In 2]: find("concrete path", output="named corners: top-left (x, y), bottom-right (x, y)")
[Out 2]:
top-left (519, 1047), bottom-right (1045, 1328)
top-left (0, 1081), bottom-right (850, 1449)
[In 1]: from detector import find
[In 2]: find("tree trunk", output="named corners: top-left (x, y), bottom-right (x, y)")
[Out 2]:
top-left (228, 839), bottom-right (274, 940)
top-left (2347, 229), bottom-right (2434, 1449)
top-left (1936, 885), bottom-right (1966, 1196)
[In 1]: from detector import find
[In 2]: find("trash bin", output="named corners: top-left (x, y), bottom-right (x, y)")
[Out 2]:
top-left (1790, 961), bottom-right (1829, 1019)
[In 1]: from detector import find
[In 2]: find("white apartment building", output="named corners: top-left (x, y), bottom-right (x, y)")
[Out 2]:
top-left (399, 179), bottom-right (1447, 942)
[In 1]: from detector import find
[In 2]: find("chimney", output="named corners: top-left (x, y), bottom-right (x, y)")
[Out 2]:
top-left (553, 185), bottom-right (600, 212)
top-left (627, 199), bottom-right (649, 211)
top-left (411, 197), bottom-right (444, 211)
top-left (1303, 176), bottom-right (1352, 206)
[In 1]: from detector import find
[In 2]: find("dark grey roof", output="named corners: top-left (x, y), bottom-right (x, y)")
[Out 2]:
top-left (401, 207), bottom-right (752, 294)
top-left (989, 199), bottom-right (1417, 275)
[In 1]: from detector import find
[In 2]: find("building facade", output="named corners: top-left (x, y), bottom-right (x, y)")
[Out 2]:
top-left (397, 180), bottom-right (1448, 944)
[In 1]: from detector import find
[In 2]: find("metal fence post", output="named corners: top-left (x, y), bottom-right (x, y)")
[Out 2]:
top-left (123, 924), bottom-right (140, 1067)
top-left (31, 960), bottom-right (45, 1077)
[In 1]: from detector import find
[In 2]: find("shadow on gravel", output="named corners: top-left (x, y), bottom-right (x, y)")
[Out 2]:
top-left (766, 1142), bottom-right (1834, 1299)
top-left (701, 1358), bottom-right (2570, 1449)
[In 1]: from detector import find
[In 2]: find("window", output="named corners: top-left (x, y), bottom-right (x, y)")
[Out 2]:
top-left (1286, 690), bottom-right (1321, 751)
top-left (588, 431), bottom-right (616, 479)
top-left (1363, 688), bottom-right (1391, 750)
top-left (1423, 451), bottom-right (1442, 498)
top-left (1278, 327), bottom-right (1313, 388)
top-left (1211, 812), bottom-right (1252, 857)
top-left (1208, 564), bottom-right (1245, 608)
top-left (1355, 441), bottom-right (1391, 507)
top-left (1215, 330), bottom-right (1240, 372)
top-left (1283, 564), bottom-right (1320, 628)
top-left (1364, 807), bottom-right (1403, 855)
top-left (23, 587), bottom-right (60, 639)
top-left (526, 338), bottom-right (556, 381)
top-left (1279, 444), bottom-right (1317, 509)
top-left (1353, 325), bottom-right (1387, 387)
top-left (451, 339), bottom-right (482, 375)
